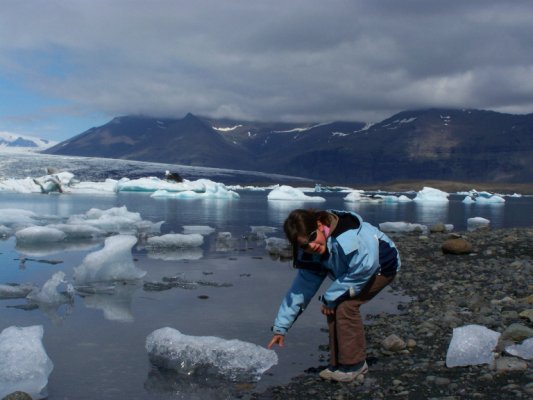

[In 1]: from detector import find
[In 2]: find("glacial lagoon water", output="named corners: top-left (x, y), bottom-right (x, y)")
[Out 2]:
top-left (1, 189), bottom-right (532, 399)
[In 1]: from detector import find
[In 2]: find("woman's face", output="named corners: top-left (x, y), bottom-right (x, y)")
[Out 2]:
top-left (298, 226), bottom-right (327, 255)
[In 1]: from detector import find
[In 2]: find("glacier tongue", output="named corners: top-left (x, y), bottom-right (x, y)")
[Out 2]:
top-left (146, 327), bottom-right (278, 382)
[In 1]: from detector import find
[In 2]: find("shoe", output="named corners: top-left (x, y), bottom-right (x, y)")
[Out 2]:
top-left (318, 366), bottom-right (338, 380)
top-left (330, 361), bottom-right (368, 382)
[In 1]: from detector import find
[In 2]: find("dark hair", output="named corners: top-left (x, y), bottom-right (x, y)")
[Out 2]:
top-left (283, 209), bottom-right (332, 247)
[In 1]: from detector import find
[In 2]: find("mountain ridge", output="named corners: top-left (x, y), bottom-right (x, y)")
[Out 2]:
top-left (44, 108), bottom-right (533, 184)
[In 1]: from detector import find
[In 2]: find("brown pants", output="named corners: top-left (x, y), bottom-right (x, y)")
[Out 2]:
top-left (327, 274), bottom-right (395, 366)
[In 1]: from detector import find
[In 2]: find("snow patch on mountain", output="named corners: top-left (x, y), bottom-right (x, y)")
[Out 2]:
top-left (0, 131), bottom-right (57, 152)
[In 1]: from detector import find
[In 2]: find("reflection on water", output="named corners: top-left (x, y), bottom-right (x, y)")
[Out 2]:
top-left (79, 282), bottom-right (139, 322)
top-left (414, 201), bottom-right (449, 226)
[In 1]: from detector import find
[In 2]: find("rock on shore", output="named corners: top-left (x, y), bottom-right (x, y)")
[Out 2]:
top-left (252, 227), bottom-right (533, 399)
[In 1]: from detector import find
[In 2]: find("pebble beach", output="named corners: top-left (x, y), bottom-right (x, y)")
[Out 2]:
top-left (252, 226), bottom-right (533, 399)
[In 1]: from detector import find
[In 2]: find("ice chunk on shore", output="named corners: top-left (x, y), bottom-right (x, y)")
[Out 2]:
top-left (146, 327), bottom-right (278, 382)
top-left (267, 185), bottom-right (326, 202)
top-left (379, 221), bottom-right (427, 234)
top-left (467, 217), bottom-right (490, 231)
top-left (73, 235), bottom-right (145, 284)
top-left (446, 324), bottom-right (500, 367)
top-left (16, 226), bottom-right (67, 243)
top-left (146, 233), bottom-right (204, 248)
top-left (27, 271), bottom-right (73, 304)
top-left (0, 325), bottom-right (54, 399)
top-left (505, 338), bottom-right (533, 360)
top-left (414, 187), bottom-right (449, 203)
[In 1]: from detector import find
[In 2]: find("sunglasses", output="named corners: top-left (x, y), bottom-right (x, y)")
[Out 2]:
top-left (299, 230), bottom-right (318, 249)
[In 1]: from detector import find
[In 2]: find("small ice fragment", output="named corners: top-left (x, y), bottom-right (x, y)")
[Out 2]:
top-left (446, 324), bottom-right (500, 367)
top-left (146, 233), bottom-right (204, 248)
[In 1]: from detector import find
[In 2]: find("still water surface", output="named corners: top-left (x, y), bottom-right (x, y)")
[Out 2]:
top-left (0, 190), bottom-right (531, 399)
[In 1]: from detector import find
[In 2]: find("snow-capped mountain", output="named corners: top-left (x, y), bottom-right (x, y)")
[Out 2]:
top-left (44, 109), bottom-right (533, 184)
top-left (0, 131), bottom-right (57, 152)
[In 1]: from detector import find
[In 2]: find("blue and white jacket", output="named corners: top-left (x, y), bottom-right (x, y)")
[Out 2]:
top-left (272, 210), bottom-right (400, 335)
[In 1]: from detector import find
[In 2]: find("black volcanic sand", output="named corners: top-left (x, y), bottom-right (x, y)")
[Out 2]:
top-left (251, 227), bottom-right (533, 399)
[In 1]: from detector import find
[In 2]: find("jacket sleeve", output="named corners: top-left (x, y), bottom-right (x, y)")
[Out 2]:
top-left (272, 269), bottom-right (326, 335)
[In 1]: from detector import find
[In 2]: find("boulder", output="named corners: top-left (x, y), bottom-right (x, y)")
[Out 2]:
top-left (442, 238), bottom-right (473, 254)
top-left (381, 334), bottom-right (406, 352)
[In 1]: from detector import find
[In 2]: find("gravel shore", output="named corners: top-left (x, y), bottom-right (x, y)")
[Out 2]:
top-left (251, 227), bottom-right (533, 399)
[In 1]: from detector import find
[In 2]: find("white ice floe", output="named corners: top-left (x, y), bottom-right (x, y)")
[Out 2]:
top-left (446, 324), bottom-right (500, 367)
top-left (0, 208), bottom-right (38, 228)
top-left (267, 185), bottom-right (326, 202)
top-left (69, 179), bottom-right (120, 194)
top-left (27, 271), bottom-right (74, 304)
top-left (146, 233), bottom-right (204, 248)
top-left (0, 283), bottom-right (37, 299)
top-left (73, 235), bottom-right (146, 284)
top-left (413, 187), bottom-right (449, 203)
top-left (183, 225), bottom-right (216, 235)
top-left (146, 248), bottom-right (204, 261)
top-left (151, 180), bottom-right (239, 199)
top-left (46, 224), bottom-right (106, 239)
top-left (118, 177), bottom-right (206, 192)
top-left (15, 226), bottom-right (67, 243)
top-left (145, 327), bottom-right (278, 382)
top-left (379, 221), bottom-right (428, 234)
top-left (467, 217), bottom-right (490, 231)
top-left (382, 194), bottom-right (412, 203)
top-left (67, 206), bottom-right (161, 235)
top-left (265, 237), bottom-right (291, 258)
top-left (249, 226), bottom-right (277, 240)
top-left (505, 337), bottom-right (533, 360)
top-left (0, 325), bottom-right (54, 399)
top-left (343, 190), bottom-right (364, 202)
top-left (462, 190), bottom-right (506, 204)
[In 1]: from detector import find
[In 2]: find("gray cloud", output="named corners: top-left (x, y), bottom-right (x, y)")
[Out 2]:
top-left (1, 0), bottom-right (533, 127)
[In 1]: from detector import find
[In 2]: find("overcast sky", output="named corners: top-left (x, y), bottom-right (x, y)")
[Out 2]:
top-left (1, 0), bottom-right (533, 141)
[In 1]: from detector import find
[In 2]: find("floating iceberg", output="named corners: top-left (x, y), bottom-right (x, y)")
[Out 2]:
top-left (0, 325), bottom-right (54, 399)
top-left (0, 283), bottom-right (37, 299)
top-left (67, 206), bottom-right (160, 235)
top-left (446, 324), bottom-right (500, 367)
top-left (151, 179), bottom-right (239, 199)
top-left (146, 327), bottom-right (278, 382)
top-left (462, 190), bottom-right (506, 204)
top-left (73, 235), bottom-right (146, 284)
top-left (118, 177), bottom-right (206, 192)
top-left (249, 226), bottom-right (277, 240)
top-left (467, 217), bottom-right (490, 231)
top-left (505, 337), bottom-right (533, 360)
top-left (182, 225), bottom-right (215, 235)
top-left (15, 226), bottom-right (67, 243)
top-left (46, 223), bottom-right (106, 239)
top-left (267, 185), bottom-right (326, 202)
top-left (413, 187), bottom-right (449, 203)
top-left (146, 233), bottom-right (204, 248)
top-left (27, 271), bottom-right (74, 304)
top-left (146, 247), bottom-right (204, 261)
top-left (379, 221), bottom-right (427, 234)
top-left (343, 190), bottom-right (364, 202)
top-left (0, 208), bottom-right (38, 228)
